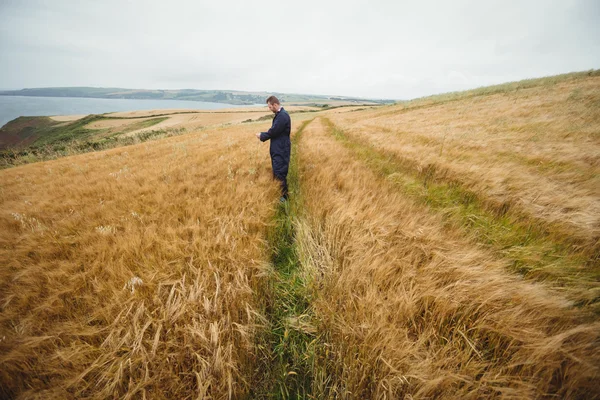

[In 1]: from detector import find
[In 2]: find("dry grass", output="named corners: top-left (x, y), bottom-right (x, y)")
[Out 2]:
top-left (0, 111), bottom-right (279, 169)
top-left (77, 108), bottom-right (322, 138)
top-left (1, 72), bottom-right (599, 399)
top-left (113, 112), bottom-right (272, 137)
top-left (104, 106), bottom-right (319, 119)
top-left (328, 76), bottom-right (600, 258)
top-left (0, 121), bottom-right (282, 398)
top-left (295, 118), bottom-right (600, 399)
top-left (77, 111), bottom-right (274, 138)
top-left (49, 115), bottom-right (88, 122)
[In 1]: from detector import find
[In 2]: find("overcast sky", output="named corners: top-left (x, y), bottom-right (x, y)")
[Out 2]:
top-left (0, 0), bottom-right (598, 99)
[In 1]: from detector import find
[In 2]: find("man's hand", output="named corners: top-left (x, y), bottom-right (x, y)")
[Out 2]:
top-left (255, 133), bottom-right (261, 139)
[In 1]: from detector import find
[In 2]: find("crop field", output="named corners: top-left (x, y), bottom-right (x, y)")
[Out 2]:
top-left (0, 107), bottom-right (326, 168)
top-left (1, 71), bottom-right (599, 399)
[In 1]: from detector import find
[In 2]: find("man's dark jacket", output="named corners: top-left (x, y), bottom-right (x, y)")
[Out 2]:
top-left (260, 107), bottom-right (291, 180)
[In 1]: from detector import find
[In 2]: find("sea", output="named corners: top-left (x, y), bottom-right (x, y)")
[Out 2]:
top-left (0, 96), bottom-right (257, 128)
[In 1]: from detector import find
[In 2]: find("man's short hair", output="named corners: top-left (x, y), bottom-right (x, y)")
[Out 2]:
top-left (266, 95), bottom-right (280, 105)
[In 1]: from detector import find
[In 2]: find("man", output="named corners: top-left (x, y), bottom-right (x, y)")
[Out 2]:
top-left (256, 96), bottom-right (291, 202)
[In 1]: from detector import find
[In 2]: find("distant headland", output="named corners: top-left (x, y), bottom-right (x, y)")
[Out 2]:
top-left (0, 87), bottom-right (395, 106)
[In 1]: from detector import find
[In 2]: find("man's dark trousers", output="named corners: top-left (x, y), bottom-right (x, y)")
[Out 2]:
top-left (259, 107), bottom-right (291, 199)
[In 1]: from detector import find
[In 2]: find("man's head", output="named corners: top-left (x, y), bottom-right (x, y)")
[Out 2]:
top-left (266, 96), bottom-right (281, 113)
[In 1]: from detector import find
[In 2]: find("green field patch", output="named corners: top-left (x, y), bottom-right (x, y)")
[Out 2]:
top-left (0, 116), bottom-right (176, 168)
top-left (105, 116), bottom-right (169, 137)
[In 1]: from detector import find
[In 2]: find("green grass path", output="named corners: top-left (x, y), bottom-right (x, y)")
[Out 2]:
top-left (252, 119), bottom-right (316, 399)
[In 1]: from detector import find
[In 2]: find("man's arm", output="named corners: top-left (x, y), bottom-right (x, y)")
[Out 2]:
top-left (259, 113), bottom-right (289, 142)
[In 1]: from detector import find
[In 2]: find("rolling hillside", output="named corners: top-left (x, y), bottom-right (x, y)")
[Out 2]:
top-left (0, 105), bottom-right (337, 168)
top-left (1, 71), bottom-right (598, 398)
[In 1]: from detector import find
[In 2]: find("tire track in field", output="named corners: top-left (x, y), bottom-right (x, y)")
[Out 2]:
top-left (252, 118), bottom-right (317, 398)
top-left (292, 116), bottom-right (599, 398)
top-left (321, 117), bottom-right (600, 314)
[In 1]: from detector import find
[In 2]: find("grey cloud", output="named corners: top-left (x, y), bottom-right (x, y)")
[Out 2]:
top-left (0, 0), bottom-right (598, 98)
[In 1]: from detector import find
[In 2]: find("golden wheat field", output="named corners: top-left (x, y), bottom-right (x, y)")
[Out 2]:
top-left (1, 72), bottom-right (599, 399)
